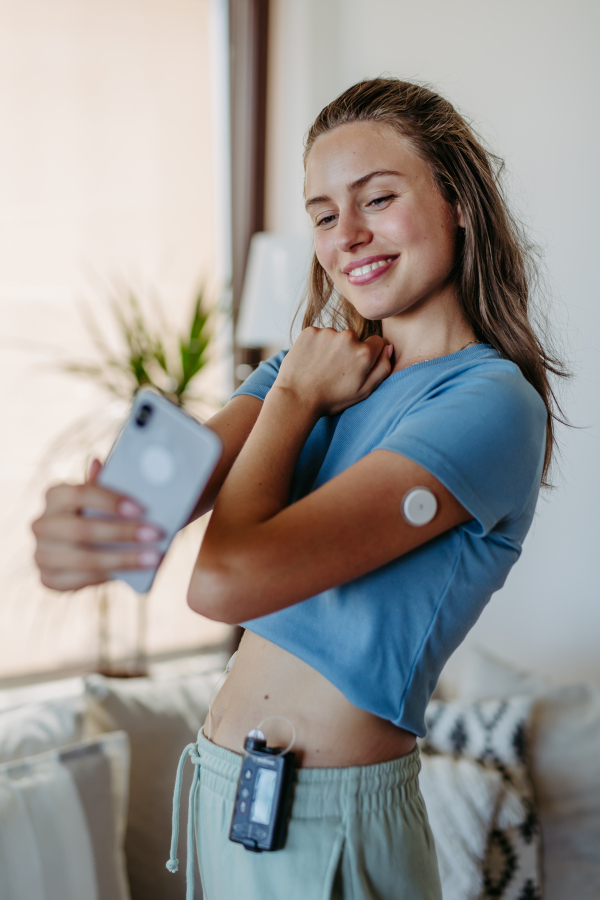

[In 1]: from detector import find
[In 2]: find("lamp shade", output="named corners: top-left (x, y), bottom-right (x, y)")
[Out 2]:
top-left (236, 232), bottom-right (313, 349)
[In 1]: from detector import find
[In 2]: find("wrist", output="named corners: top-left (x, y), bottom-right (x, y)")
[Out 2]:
top-left (265, 383), bottom-right (322, 422)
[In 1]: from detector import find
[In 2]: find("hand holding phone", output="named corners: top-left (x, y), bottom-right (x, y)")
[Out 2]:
top-left (91, 388), bottom-right (222, 592)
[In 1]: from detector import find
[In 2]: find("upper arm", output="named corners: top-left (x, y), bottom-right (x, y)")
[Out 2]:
top-left (377, 367), bottom-right (548, 536)
top-left (189, 394), bottom-right (263, 520)
top-left (193, 449), bottom-right (471, 622)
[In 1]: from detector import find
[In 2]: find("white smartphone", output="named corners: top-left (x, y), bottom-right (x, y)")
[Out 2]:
top-left (92, 387), bottom-right (222, 593)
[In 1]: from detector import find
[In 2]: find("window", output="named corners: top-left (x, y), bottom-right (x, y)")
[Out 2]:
top-left (0, 0), bottom-right (232, 678)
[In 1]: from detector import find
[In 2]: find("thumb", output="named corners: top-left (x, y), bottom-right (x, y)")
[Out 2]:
top-left (87, 458), bottom-right (103, 484)
top-left (363, 334), bottom-right (386, 359)
top-left (362, 342), bottom-right (393, 393)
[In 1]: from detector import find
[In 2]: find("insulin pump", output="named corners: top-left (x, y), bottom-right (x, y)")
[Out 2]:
top-left (229, 732), bottom-right (296, 852)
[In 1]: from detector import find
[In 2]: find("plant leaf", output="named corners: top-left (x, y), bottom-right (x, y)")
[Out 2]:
top-left (179, 289), bottom-right (211, 396)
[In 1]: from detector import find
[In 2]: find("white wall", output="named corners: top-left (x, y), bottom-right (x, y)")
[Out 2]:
top-left (266, 0), bottom-right (600, 684)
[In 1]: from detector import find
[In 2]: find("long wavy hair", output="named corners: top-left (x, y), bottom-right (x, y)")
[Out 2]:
top-left (301, 77), bottom-right (567, 485)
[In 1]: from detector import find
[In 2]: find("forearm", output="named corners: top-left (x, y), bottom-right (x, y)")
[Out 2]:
top-left (206, 386), bottom-right (318, 531)
top-left (184, 394), bottom-right (263, 523)
top-left (188, 387), bottom-right (318, 618)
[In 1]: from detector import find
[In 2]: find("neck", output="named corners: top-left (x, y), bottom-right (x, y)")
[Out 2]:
top-left (381, 291), bottom-right (477, 372)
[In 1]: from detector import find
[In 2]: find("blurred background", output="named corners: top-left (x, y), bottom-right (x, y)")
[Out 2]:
top-left (0, 0), bottom-right (598, 688)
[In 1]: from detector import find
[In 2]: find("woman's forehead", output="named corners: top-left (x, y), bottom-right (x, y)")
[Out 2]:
top-left (305, 122), bottom-right (422, 195)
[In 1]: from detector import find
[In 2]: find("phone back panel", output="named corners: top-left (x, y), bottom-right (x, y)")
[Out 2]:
top-left (97, 388), bottom-right (222, 593)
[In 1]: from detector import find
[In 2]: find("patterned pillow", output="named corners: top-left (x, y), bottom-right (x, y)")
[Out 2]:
top-left (419, 754), bottom-right (505, 900)
top-left (421, 695), bottom-right (541, 900)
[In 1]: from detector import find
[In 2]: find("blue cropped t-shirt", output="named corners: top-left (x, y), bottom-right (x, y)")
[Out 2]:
top-left (232, 344), bottom-right (547, 737)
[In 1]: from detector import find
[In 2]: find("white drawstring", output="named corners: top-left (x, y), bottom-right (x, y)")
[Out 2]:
top-left (166, 742), bottom-right (202, 900)
top-left (168, 653), bottom-right (237, 894)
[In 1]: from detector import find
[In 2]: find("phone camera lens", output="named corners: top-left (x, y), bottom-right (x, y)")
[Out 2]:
top-left (135, 404), bottom-right (153, 427)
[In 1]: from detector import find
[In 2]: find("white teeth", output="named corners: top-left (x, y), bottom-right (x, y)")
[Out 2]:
top-left (348, 258), bottom-right (394, 277)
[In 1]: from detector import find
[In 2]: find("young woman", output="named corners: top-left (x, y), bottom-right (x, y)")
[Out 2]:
top-left (33, 79), bottom-right (563, 899)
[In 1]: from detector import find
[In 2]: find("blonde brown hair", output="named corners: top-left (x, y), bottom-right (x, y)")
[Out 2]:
top-left (302, 77), bottom-right (567, 484)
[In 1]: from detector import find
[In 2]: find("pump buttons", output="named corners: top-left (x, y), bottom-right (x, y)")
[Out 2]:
top-left (402, 487), bottom-right (437, 526)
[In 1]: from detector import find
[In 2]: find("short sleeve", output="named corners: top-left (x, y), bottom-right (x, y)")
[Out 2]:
top-left (231, 350), bottom-right (287, 402)
top-left (376, 363), bottom-right (547, 536)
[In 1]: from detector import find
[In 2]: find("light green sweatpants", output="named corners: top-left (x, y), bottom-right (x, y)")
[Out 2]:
top-left (191, 729), bottom-right (442, 900)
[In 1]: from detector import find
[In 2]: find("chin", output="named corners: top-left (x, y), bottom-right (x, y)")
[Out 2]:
top-left (340, 284), bottom-right (406, 321)
top-left (347, 298), bottom-right (401, 322)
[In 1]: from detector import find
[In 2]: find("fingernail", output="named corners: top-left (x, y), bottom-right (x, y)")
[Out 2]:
top-left (139, 550), bottom-right (160, 567)
top-left (137, 526), bottom-right (162, 542)
top-left (119, 500), bottom-right (144, 518)
top-left (387, 344), bottom-right (393, 358)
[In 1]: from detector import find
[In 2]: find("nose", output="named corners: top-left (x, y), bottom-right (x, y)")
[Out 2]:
top-left (335, 208), bottom-right (372, 254)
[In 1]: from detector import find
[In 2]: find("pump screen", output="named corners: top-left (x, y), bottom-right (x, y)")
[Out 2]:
top-left (250, 768), bottom-right (277, 825)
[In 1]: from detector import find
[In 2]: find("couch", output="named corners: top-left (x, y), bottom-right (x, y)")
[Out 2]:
top-left (0, 647), bottom-right (598, 900)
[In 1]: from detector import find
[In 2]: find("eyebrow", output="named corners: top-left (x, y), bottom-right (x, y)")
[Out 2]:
top-left (305, 169), bottom-right (404, 210)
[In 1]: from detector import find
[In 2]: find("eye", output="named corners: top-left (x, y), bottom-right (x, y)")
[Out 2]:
top-left (368, 194), bottom-right (395, 208)
top-left (315, 213), bottom-right (338, 229)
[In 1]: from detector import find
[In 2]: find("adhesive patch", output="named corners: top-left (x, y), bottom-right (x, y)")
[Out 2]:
top-left (402, 487), bottom-right (437, 526)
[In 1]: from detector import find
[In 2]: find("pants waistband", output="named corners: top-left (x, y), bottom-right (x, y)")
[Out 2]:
top-left (195, 728), bottom-right (422, 818)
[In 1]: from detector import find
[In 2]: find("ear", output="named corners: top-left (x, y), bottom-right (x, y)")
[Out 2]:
top-left (456, 202), bottom-right (465, 229)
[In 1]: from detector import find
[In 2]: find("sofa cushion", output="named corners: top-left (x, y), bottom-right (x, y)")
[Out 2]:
top-left (458, 646), bottom-right (600, 899)
top-left (0, 695), bottom-right (85, 764)
top-left (0, 730), bottom-right (130, 900)
top-left (84, 656), bottom-right (227, 900)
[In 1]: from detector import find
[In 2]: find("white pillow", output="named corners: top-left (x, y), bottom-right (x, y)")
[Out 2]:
top-left (0, 730), bottom-right (130, 900)
top-left (85, 660), bottom-right (226, 900)
top-left (459, 647), bottom-right (545, 702)
top-left (458, 646), bottom-right (600, 899)
top-left (422, 695), bottom-right (541, 900)
top-left (0, 696), bottom-right (85, 764)
top-left (419, 754), bottom-right (504, 900)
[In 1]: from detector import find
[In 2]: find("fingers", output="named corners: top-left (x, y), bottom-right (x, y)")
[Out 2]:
top-left (32, 513), bottom-right (163, 546)
top-left (362, 334), bottom-right (386, 351)
top-left (283, 326), bottom-right (392, 416)
top-left (360, 341), bottom-right (393, 395)
top-left (35, 540), bottom-right (161, 577)
top-left (362, 334), bottom-right (387, 364)
top-left (87, 458), bottom-right (103, 484)
top-left (44, 481), bottom-right (144, 518)
top-left (33, 475), bottom-right (162, 592)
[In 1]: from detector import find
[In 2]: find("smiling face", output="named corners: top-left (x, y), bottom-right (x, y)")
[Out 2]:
top-left (305, 122), bottom-right (463, 325)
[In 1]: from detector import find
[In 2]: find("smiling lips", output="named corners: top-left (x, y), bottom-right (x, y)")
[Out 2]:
top-left (344, 255), bottom-right (398, 285)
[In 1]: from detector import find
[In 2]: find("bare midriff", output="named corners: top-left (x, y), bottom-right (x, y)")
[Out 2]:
top-left (206, 631), bottom-right (416, 768)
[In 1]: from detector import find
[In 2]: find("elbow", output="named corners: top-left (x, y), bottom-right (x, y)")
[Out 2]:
top-left (186, 557), bottom-right (245, 625)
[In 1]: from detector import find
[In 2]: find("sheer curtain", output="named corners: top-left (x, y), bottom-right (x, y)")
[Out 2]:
top-left (0, 0), bottom-right (231, 678)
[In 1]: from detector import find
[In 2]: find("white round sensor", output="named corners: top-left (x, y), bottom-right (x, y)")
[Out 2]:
top-left (402, 487), bottom-right (437, 526)
top-left (139, 444), bottom-right (176, 486)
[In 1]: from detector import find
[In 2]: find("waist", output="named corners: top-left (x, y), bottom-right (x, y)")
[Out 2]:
top-left (207, 631), bottom-right (417, 768)
top-left (196, 728), bottom-right (422, 813)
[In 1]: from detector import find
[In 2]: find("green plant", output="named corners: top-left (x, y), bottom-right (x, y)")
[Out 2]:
top-left (61, 287), bottom-right (213, 408)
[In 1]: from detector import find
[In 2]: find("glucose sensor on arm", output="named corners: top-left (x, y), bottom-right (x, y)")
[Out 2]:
top-left (402, 487), bottom-right (437, 526)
